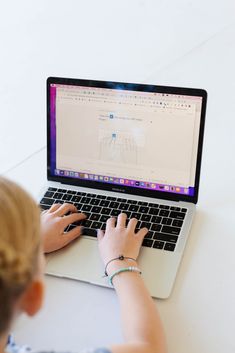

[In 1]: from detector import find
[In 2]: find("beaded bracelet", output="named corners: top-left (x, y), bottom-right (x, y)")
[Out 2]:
top-left (103, 254), bottom-right (137, 277)
top-left (109, 266), bottom-right (142, 286)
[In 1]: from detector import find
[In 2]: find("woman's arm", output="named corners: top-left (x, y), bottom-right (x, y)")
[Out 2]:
top-left (98, 213), bottom-right (167, 353)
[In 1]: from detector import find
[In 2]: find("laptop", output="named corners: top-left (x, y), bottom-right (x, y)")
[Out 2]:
top-left (39, 76), bottom-right (207, 299)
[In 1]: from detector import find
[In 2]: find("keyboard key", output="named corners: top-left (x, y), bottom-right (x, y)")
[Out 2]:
top-left (91, 206), bottom-right (102, 213)
top-left (100, 215), bottom-right (110, 222)
top-left (48, 187), bottom-right (57, 191)
top-left (149, 208), bottom-right (159, 215)
top-left (91, 221), bottom-right (102, 229)
top-left (82, 204), bottom-right (92, 212)
top-left (81, 197), bottom-right (91, 204)
top-left (153, 241), bottom-right (164, 249)
top-left (117, 198), bottom-right (127, 203)
top-left (90, 214), bottom-right (100, 221)
top-left (139, 206), bottom-right (148, 213)
top-left (159, 205), bottom-right (170, 209)
top-left (44, 191), bottom-right (54, 198)
top-left (181, 208), bottom-right (187, 213)
top-left (151, 216), bottom-right (162, 223)
top-left (129, 205), bottom-right (139, 212)
top-left (154, 232), bottom-right (178, 243)
top-left (119, 203), bottom-right (129, 211)
top-left (90, 198), bottom-right (100, 205)
top-left (100, 200), bottom-right (110, 207)
top-left (125, 211), bottom-right (131, 218)
top-left (67, 190), bottom-right (77, 194)
top-left (101, 223), bottom-right (106, 230)
top-left (142, 239), bottom-right (154, 247)
top-left (71, 196), bottom-right (82, 203)
top-left (162, 225), bottom-right (180, 235)
top-left (137, 201), bottom-right (148, 206)
top-left (83, 227), bottom-right (97, 237)
top-left (111, 209), bottom-right (120, 216)
top-left (40, 197), bottom-right (54, 205)
top-left (57, 188), bottom-right (66, 192)
top-left (110, 201), bottom-right (119, 208)
top-left (159, 210), bottom-right (170, 217)
top-left (172, 219), bottom-right (183, 227)
top-left (53, 192), bottom-right (63, 200)
top-left (150, 224), bottom-right (162, 232)
top-left (169, 211), bottom-right (185, 220)
top-left (130, 212), bottom-right (141, 219)
top-left (102, 208), bottom-right (111, 215)
top-left (62, 194), bottom-right (72, 201)
top-left (107, 196), bottom-right (116, 201)
top-left (86, 193), bottom-right (96, 197)
top-left (161, 217), bottom-right (172, 225)
top-left (148, 203), bottom-right (159, 208)
top-left (82, 220), bottom-right (92, 228)
top-left (164, 243), bottom-right (176, 251)
top-left (96, 195), bottom-right (106, 199)
top-left (128, 200), bottom-right (138, 204)
top-left (76, 191), bottom-right (86, 195)
top-left (170, 206), bottom-right (181, 211)
top-left (141, 214), bottom-right (151, 222)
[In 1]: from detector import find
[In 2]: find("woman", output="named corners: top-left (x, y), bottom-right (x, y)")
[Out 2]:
top-left (0, 177), bottom-right (167, 353)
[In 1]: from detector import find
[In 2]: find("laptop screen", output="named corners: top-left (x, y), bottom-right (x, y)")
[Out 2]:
top-left (48, 78), bottom-right (207, 203)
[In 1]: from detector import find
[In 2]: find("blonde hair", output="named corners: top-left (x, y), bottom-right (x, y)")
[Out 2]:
top-left (0, 177), bottom-right (41, 335)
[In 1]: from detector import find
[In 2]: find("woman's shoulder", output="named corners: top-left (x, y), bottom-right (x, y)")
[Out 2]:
top-left (5, 335), bottom-right (111, 353)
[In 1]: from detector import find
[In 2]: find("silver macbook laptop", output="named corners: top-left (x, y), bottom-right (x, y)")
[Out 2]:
top-left (39, 77), bottom-right (207, 299)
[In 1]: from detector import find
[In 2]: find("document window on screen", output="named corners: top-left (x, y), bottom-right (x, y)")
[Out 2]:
top-left (55, 86), bottom-right (202, 189)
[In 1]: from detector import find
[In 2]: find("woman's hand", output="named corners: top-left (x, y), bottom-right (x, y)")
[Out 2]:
top-left (41, 203), bottom-right (86, 253)
top-left (97, 213), bottom-right (148, 270)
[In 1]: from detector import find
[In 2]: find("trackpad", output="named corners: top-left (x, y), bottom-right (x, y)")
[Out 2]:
top-left (45, 237), bottom-right (108, 286)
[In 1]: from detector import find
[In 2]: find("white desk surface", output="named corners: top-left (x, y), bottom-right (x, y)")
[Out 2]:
top-left (1, 1), bottom-right (235, 352)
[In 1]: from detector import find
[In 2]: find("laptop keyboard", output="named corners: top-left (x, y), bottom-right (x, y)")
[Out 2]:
top-left (40, 187), bottom-right (188, 252)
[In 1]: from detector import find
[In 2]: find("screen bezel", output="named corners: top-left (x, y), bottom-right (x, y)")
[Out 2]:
top-left (47, 76), bottom-right (207, 204)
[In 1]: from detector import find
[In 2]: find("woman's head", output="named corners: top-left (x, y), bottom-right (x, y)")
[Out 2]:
top-left (0, 177), bottom-right (43, 336)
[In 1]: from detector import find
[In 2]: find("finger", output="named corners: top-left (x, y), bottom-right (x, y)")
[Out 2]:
top-left (48, 203), bottom-right (61, 213)
top-left (116, 212), bottom-right (127, 228)
top-left (60, 226), bottom-right (83, 247)
top-left (136, 227), bottom-right (149, 240)
top-left (106, 217), bottom-right (116, 230)
top-left (127, 217), bottom-right (138, 231)
top-left (63, 212), bottom-right (86, 226)
top-left (54, 203), bottom-right (77, 217)
top-left (97, 229), bottom-right (104, 241)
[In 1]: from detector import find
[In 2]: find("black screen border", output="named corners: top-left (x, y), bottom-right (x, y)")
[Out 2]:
top-left (47, 76), bottom-right (207, 204)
